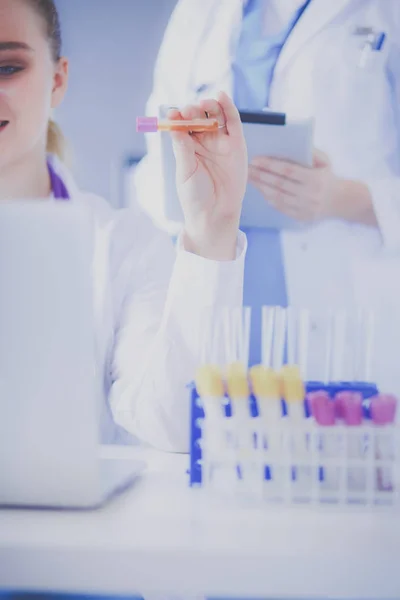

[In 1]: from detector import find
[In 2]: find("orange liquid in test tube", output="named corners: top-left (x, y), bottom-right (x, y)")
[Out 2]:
top-left (136, 116), bottom-right (219, 133)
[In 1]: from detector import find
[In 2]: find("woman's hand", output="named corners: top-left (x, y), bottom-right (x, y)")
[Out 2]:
top-left (169, 92), bottom-right (247, 260)
top-left (248, 150), bottom-right (340, 223)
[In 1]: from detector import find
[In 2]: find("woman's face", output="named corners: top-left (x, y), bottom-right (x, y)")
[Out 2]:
top-left (0, 0), bottom-right (68, 171)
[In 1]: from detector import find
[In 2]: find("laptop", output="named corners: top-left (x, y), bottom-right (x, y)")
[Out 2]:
top-left (0, 201), bottom-right (144, 509)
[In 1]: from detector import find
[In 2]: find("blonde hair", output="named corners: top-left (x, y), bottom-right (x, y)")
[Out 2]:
top-left (25, 1), bottom-right (67, 162)
top-left (46, 119), bottom-right (66, 162)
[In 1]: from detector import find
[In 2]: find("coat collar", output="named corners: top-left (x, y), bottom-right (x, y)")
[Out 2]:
top-left (274, 0), bottom-right (353, 75)
top-left (192, 0), bottom-right (354, 92)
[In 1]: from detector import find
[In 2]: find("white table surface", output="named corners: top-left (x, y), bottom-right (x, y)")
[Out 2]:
top-left (0, 445), bottom-right (399, 599)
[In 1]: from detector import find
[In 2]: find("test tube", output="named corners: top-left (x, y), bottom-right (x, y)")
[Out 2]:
top-left (286, 307), bottom-right (310, 379)
top-left (249, 366), bottom-right (282, 487)
top-left (226, 362), bottom-right (253, 482)
top-left (342, 392), bottom-right (364, 494)
top-left (309, 391), bottom-right (337, 492)
top-left (223, 307), bottom-right (251, 368)
top-left (136, 116), bottom-right (219, 133)
top-left (370, 394), bottom-right (397, 492)
top-left (281, 366), bottom-right (308, 490)
top-left (195, 364), bottom-right (227, 487)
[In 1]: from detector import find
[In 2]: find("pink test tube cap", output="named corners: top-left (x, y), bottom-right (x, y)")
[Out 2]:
top-left (307, 390), bottom-right (329, 416)
top-left (340, 392), bottom-right (363, 426)
top-left (370, 394), bottom-right (397, 425)
top-left (136, 116), bottom-right (158, 133)
top-left (334, 391), bottom-right (349, 420)
top-left (309, 392), bottom-right (335, 426)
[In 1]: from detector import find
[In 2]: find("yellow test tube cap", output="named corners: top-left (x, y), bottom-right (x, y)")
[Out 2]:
top-left (249, 365), bottom-right (280, 399)
top-left (226, 362), bottom-right (250, 399)
top-left (280, 365), bottom-right (305, 403)
top-left (195, 364), bottom-right (224, 398)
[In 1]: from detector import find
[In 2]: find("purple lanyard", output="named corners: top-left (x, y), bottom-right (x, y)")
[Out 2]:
top-left (47, 160), bottom-right (70, 200)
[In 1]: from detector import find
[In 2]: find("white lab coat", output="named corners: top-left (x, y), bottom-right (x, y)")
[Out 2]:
top-left (134, 0), bottom-right (400, 390)
top-left (52, 159), bottom-right (246, 451)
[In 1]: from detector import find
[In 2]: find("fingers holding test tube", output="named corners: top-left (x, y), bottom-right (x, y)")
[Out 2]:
top-left (136, 92), bottom-right (247, 260)
top-left (168, 92), bottom-right (248, 260)
top-left (166, 94), bottom-right (235, 178)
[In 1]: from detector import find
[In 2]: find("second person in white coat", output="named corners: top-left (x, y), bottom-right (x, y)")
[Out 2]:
top-left (135, 0), bottom-right (400, 371)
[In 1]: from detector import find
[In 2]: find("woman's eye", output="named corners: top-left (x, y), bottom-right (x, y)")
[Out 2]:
top-left (0, 66), bottom-right (23, 76)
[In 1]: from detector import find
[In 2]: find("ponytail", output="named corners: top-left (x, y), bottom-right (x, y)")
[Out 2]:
top-left (25, 3), bottom-right (68, 162)
top-left (46, 119), bottom-right (66, 162)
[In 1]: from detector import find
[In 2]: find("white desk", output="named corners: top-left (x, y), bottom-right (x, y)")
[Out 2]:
top-left (0, 446), bottom-right (399, 599)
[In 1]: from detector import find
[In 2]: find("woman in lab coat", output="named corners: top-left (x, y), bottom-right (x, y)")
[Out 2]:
top-left (0, 0), bottom-right (248, 451)
top-left (135, 0), bottom-right (400, 370)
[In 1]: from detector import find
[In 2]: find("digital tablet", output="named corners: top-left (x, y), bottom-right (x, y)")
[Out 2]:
top-left (160, 108), bottom-right (314, 229)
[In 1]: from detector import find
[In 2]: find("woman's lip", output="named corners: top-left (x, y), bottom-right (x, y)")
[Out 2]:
top-left (0, 121), bottom-right (9, 131)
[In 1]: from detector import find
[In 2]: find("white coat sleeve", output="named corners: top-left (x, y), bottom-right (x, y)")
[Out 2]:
top-left (365, 16), bottom-right (400, 254)
top-left (133, 0), bottom-right (199, 228)
top-left (108, 209), bottom-right (247, 452)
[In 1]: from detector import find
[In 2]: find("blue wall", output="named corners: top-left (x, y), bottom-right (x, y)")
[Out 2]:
top-left (55, 0), bottom-right (177, 204)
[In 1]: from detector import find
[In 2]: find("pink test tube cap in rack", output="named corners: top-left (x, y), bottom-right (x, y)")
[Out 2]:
top-left (340, 392), bottom-right (363, 426)
top-left (308, 391), bottom-right (335, 426)
top-left (370, 394), bottom-right (397, 425)
top-left (334, 391), bottom-right (360, 421)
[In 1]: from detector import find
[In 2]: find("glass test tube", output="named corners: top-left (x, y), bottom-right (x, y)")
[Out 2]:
top-left (136, 116), bottom-right (219, 133)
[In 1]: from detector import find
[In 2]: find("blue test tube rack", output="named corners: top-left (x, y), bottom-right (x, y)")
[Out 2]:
top-left (188, 380), bottom-right (379, 486)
